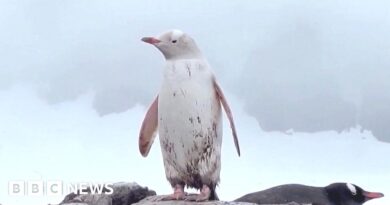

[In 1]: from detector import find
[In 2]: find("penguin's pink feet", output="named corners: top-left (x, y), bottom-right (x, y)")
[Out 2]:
top-left (184, 185), bottom-right (211, 202)
top-left (161, 184), bottom-right (186, 200)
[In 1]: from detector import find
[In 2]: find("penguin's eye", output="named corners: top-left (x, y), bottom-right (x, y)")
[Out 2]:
top-left (172, 40), bottom-right (177, 43)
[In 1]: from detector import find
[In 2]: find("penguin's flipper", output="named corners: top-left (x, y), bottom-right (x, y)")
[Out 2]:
top-left (139, 96), bottom-right (159, 157)
top-left (213, 79), bottom-right (241, 156)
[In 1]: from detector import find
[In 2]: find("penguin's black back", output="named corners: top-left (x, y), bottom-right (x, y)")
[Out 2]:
top-left (235, 184), bottom-right (330, 205)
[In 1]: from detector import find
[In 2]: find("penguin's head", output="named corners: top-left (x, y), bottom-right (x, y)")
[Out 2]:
top-left (325, 183), bottom-right (384, 205)
top-left (141, 29), bottom-right (202, 60)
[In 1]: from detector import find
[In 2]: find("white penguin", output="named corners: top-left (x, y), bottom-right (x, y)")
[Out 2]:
top-left (138, 29), bottom-right (240, 201)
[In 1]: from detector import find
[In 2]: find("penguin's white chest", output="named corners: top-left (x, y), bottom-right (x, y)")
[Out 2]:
top-left (158, 59), bottom-right (222, 184)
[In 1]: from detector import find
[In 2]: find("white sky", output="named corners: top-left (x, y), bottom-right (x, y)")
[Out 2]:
top-left (0, 1), bottom-right (389, 205)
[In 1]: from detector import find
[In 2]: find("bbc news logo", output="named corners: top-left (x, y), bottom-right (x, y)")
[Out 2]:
top-left (8, 181), bottom-right (114, 196)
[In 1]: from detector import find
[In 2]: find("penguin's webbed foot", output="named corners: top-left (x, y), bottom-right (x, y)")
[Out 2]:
top-left (161, 184), bottom-right (186, 201)
top-left (184, 185), bottom-right (211, 202)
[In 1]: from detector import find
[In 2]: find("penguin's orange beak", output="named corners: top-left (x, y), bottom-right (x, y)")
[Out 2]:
top-left (363, 191), bottom-right (384, 201)
top-left (141, 37), bottom-right (161, 45)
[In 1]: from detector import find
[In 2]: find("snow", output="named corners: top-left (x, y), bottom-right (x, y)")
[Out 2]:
top-left (0, 85), bottom-right (389, 205)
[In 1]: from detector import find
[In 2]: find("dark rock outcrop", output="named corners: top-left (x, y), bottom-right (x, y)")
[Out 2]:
top-left (133, 195), bottom-right (258, 205)
top-left (60, 182), bottom-right (156, 205)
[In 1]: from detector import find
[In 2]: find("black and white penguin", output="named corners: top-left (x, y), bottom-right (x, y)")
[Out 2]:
top-left (235, 183), bottom-right (384, 205)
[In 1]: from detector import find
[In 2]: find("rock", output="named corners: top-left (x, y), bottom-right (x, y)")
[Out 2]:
top-left (58, 182), bottom-right (305, 205)
top-left (61, 203), bottom-right (89, 205)
top-left (60, 182), bottom-right (156, 205)
top-left (111, 182), bottom-right (156, 205)
top-left (64, 194), bottom-right (112, 205)
top-left (133, 196), bottom-right (258, 205)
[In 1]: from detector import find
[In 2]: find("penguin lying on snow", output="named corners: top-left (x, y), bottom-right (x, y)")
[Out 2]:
top-left (235, 183), bottom-right (384, 205)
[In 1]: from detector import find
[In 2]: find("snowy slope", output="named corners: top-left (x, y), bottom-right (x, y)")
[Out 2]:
top-left (0, 85), bottom-right (388, 205)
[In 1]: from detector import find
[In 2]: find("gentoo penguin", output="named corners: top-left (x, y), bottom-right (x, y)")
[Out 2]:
top-left (235, 183), bottom-right (384, 205)
top-left (138, 30), bottom-right (240, 201)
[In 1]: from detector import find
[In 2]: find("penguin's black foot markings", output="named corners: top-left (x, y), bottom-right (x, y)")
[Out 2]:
top-left (184, 185), bottom-right (211, 202)
top-left (161, 184), bottom-right (186, 201)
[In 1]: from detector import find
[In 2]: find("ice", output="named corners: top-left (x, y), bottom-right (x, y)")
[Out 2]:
top-left (0, 85), bottom-right (388, 205)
